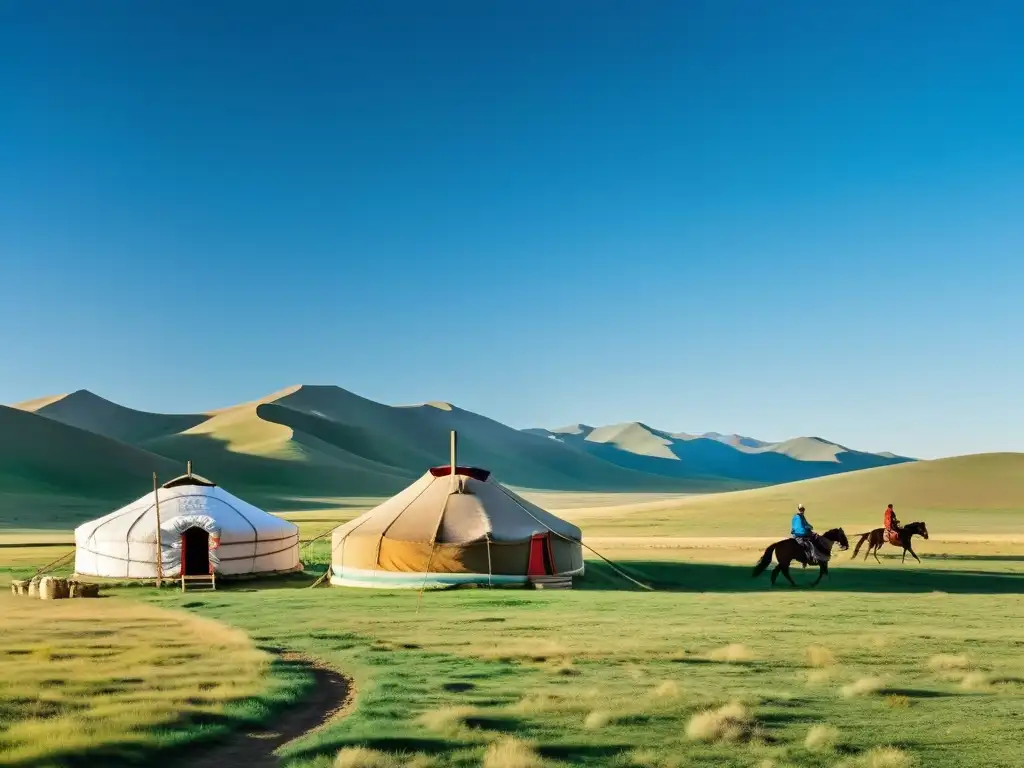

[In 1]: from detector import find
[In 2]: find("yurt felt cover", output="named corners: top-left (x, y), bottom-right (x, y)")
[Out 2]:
top-left (331, 467), bottom-right (584, 584)
top-left (74, 480), bottom-right (300, 578)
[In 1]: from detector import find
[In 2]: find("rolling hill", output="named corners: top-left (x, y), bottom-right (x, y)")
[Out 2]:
top-left (5, 386), bottom-right (723, 526)
top-left (2, 383), bottom-right (945, 529)
top-left (0, 405), bottom-right (184, 528)
top-left (527, 422), bottom-right (911, 484)
top-left (18, 389), bottom-right (206, 443)
top-left (570, 452), bottom-right (1024, 538)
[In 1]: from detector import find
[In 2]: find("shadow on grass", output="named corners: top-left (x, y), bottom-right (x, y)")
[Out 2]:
top-left (884, 687), bottom-right (961, 699)
top-left (577, 559), bottom-right (1024, 594)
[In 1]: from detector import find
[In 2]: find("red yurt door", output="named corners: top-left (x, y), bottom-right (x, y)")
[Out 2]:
top-left (527, 533), bottom-right (554, 576)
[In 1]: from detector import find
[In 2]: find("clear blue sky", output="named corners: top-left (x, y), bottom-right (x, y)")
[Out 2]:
top-left (1, 2), bottom-right (1022, 459)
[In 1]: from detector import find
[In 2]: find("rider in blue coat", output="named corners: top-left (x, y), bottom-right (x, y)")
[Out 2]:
top-left (791, 504), bottom-right (813, 537)
top-left (791, 504), bottom-right (826, 563)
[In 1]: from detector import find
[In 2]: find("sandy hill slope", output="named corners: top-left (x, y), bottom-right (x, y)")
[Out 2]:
top-left (0, 405), bottom-right (182, 523)
top-left (17, 390), bottom-right (206, 443)
top-left (693, 431), bottom-right (770, 449)
top-left (264, 385), bottom-right (704, 491)
top-left (8, 385), bottom-right (705, 511)
top-left (529, 421), bottom-right (911, 485)
top-left (574, 453), bottom-right (1024, 538)
top-left (143, 399), bottom-right (422, 498)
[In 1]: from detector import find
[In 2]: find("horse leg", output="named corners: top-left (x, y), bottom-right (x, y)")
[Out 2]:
top-left (770, 565), bottom-right (780, 585)
top-left (812, 562), bottom-right (828, 586)
top-left (902, 548), bottom-right (907, 563)
top-left (907, 545), bottom-right (921, 563)
top-left (872, 544), bottom-right (882, 564)
top-left (780, 561), bottom-right (798, 587)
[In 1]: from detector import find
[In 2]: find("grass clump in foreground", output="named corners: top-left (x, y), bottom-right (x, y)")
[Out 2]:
top-left (0, 591), bottom-right (291, 767)
top-left (804, 723), bottom-right (840, 751)
top-left (840, 676), bottom-right (886, 698)
top-left (482, 736), bottom-right (544, 768)
top-left (685, 701), bottom-right (756, 743)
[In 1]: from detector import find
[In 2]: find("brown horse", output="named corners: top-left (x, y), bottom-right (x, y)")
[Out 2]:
top-left (752, 528), bottom-right (850, 587)
top-left (851, 521), bottom-right (929, 564)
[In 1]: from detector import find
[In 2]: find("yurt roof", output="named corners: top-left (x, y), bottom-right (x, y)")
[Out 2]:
top-left (75, 476), bottom-right (297, 543)
top-left (333, 466), bottom-right (580, 545)
top-left (161, 472), bottom-right (216, 489)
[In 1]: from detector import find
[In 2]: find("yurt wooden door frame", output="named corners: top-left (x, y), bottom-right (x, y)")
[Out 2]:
top-left (527, 533), bottom-right (555, 576)
top-left (179, 526), bottom-right (216, 592)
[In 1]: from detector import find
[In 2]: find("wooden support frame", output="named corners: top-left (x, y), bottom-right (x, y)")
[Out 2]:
top-left (153, 472), bottom-right (163, 588)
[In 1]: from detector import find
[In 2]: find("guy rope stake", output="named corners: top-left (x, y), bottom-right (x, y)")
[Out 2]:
top-left (153, 472), bottom-right (163, 588)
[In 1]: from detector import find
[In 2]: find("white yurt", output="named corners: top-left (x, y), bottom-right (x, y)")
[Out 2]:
top-left (74, 466), bottom-right (301, 580)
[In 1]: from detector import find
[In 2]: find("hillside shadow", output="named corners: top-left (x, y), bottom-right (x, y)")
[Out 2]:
top-left (577, 559), bottom-right (1024, 594)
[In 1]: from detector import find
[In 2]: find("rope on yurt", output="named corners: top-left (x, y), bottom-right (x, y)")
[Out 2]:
top-left (493, 484), bottom-right (656, 592)
top-left (300, 529), bottom-right (334, 585)
top-left (416, 488), bottom-right (454, 612)
top-left (29, 550), bottom-right (76, 581)
top-left (309, 566), bottom-right (332, 588)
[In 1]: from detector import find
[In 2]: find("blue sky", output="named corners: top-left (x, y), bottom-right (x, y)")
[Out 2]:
top-left (1, 2), bottom-right (1022, 459)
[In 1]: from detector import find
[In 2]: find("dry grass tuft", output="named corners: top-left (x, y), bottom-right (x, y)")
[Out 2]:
top-left (840, 677), bottom-right (885, 698)
top-left (806, 645), bottom-right (837, 668)
top-left (334, 747), bottom-right (402, 768)
top-left (510, 692), bottom-right (565, 714)
top-left (651, 680), bottom-right (680, 699)
top-left (864, 746), bottom-right (917, 767)
top-left (960, 672), bottom-right (992, 691)
top-left (805, 724), bottom-right (840, 751)
top-left (885, 695), bottom-right (910, 709)
top-left (584, 710), bottom-right (612, 730)
top-left (483, 736), bottom-right (545, 768)
top-left (685, 701), bottom-right (755, 743)
top-left (707, 643), bottom-right (756, 663)
top-left (928, 654), bottom-right (971, 672)
top-left (416, 705), bottom-right (476, 735)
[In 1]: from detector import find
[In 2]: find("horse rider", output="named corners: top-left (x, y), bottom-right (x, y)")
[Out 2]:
top-left (884, 503), bottom-right (901, 543)
top-left (791, 504), bottom-right (826, 561)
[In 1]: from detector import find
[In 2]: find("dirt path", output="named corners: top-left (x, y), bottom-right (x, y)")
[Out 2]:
top-left (187, 652), bottom-right (353, 768)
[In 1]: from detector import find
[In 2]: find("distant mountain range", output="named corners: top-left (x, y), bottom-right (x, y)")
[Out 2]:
top-left (526, 423), bottom-right (911, 484)
top-left (1, 385), bottom-right (912, 520)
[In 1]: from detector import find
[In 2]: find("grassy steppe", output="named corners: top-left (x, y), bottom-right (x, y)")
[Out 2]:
top-left (1, 453), bottom-right (1023, 767)
top-left (0, 593), bottom-right (310, 768)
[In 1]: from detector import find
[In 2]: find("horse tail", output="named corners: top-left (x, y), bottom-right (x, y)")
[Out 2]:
top-left (852, 532), bottom-right (870, 559)
top-left (752, 544), bottom-right (777, 577)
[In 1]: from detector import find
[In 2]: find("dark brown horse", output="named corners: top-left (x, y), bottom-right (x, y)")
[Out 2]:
top-left (851, 521), bottom-right (929, 564)
top-left (752, 528), bottom-right (849, 587)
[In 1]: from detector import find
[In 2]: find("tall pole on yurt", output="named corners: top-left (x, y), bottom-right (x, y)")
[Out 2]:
top-left (449, 430), bottom-right (457, 492)
top-left (187, 459), bottom-right (192, 478)
top-left (153, 472), bottom-right (163, 588)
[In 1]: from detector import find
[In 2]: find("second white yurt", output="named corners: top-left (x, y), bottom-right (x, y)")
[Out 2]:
top-left (74, 467), bottom-right (301, 580)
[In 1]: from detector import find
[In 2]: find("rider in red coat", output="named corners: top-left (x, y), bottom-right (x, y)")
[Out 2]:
top-left (884, 503), bottom-right (900, 544)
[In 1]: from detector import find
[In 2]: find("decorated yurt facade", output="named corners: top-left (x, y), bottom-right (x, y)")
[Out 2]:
top-left (74, 468), bottom-right (301, 579)
top-left (330, 446), bottom-right (585, 588)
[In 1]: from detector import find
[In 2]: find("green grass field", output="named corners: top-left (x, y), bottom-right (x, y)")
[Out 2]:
top-left (2, 455), bottom-right (1023, 767)
top-left (0, 592), bottom-right (312, 768)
